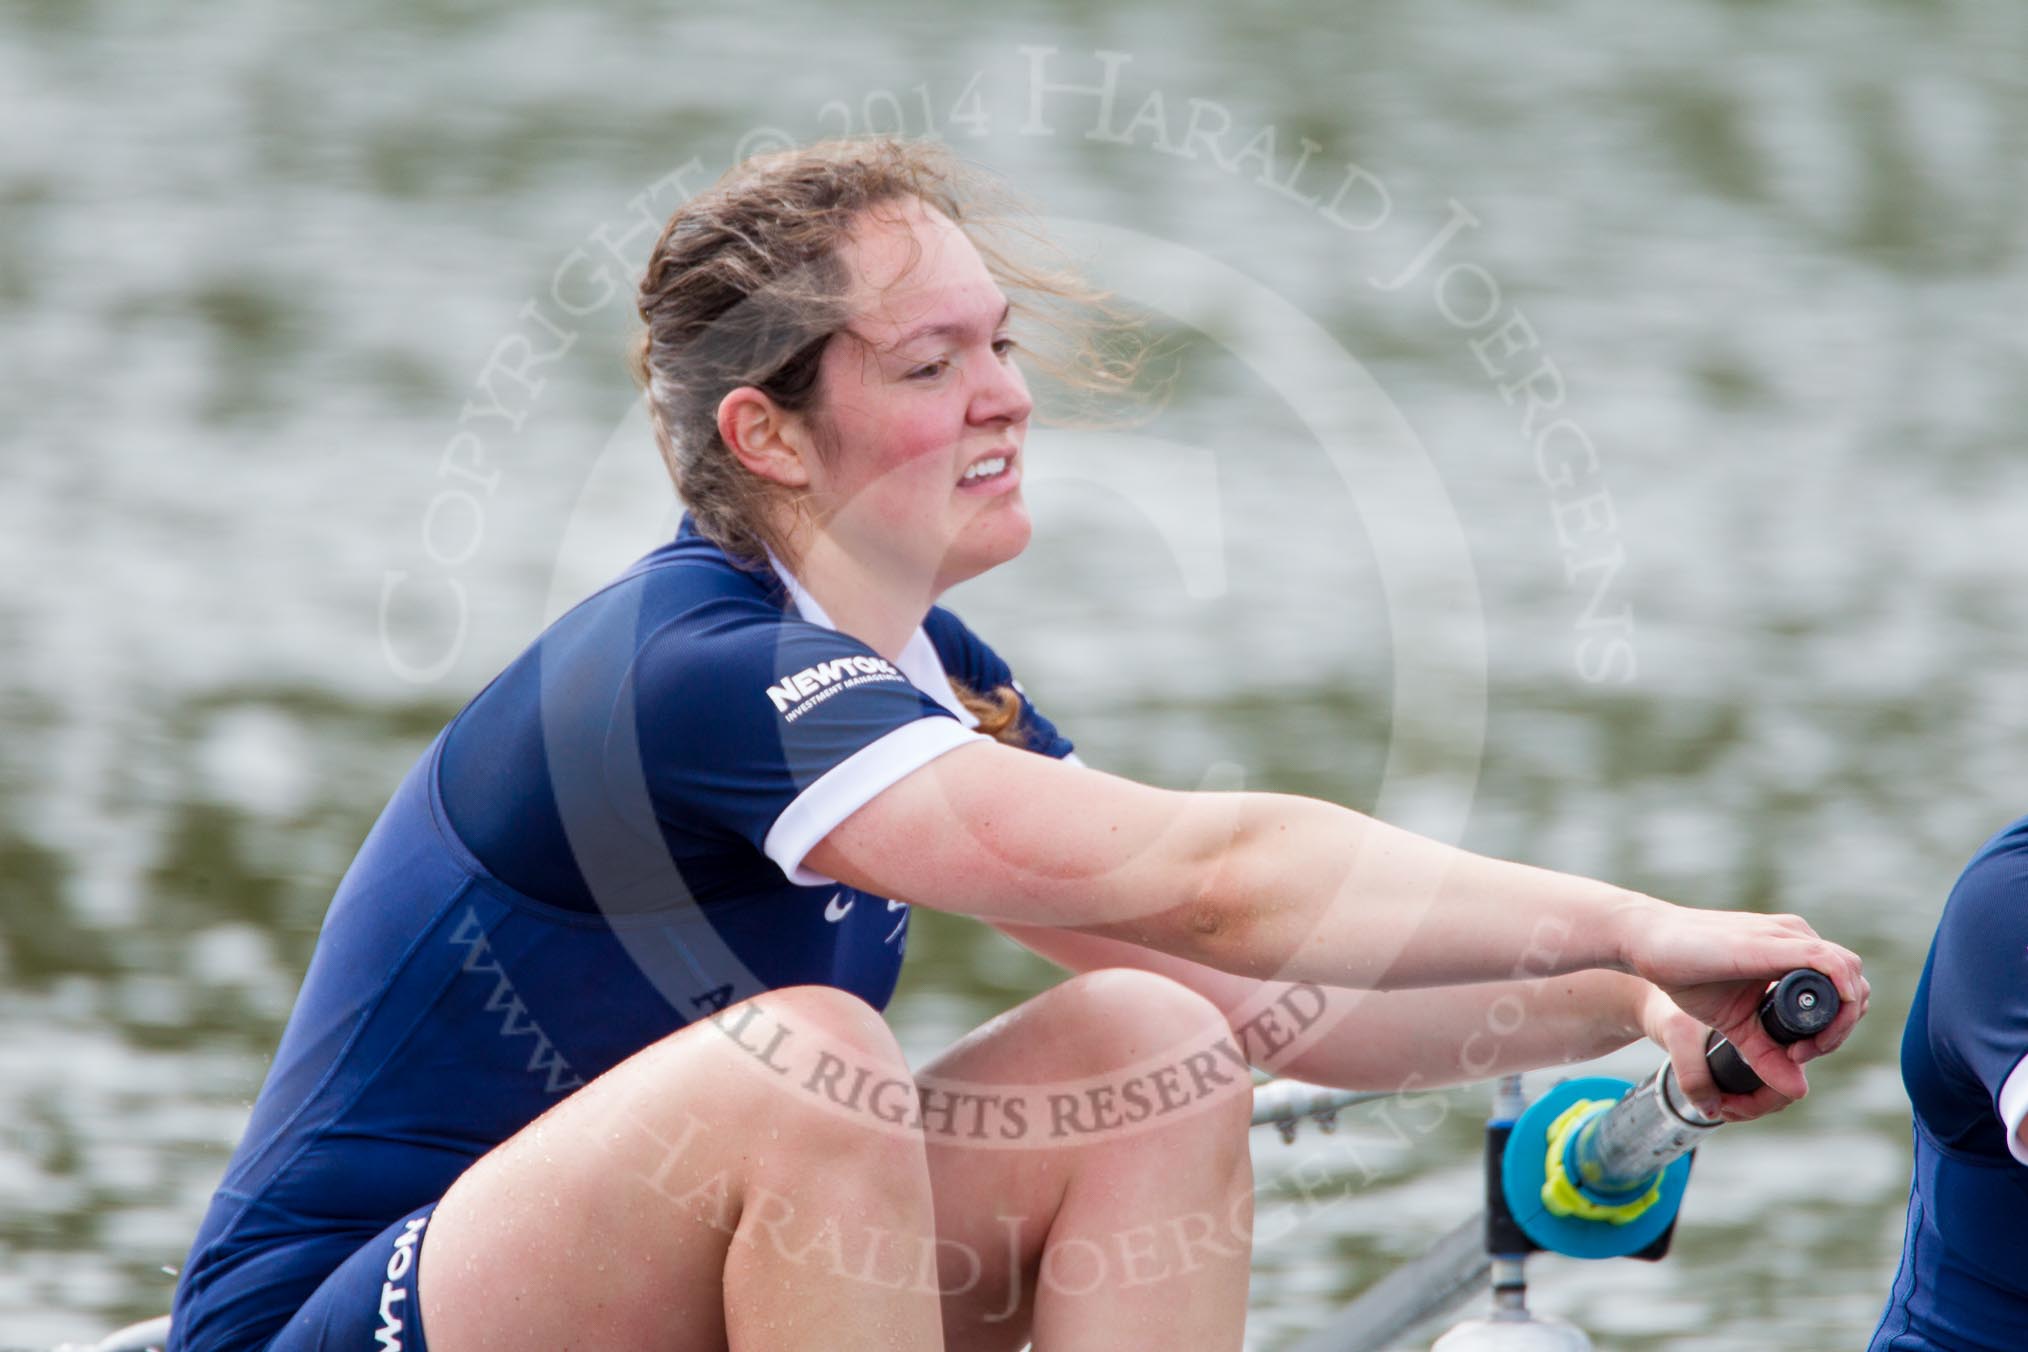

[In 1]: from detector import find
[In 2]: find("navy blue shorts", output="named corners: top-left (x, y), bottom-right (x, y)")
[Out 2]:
top-left (265, 1202), bottom-right (437, 1352)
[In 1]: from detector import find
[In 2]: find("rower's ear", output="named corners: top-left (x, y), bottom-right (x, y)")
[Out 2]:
top-left (719, 387), bottom-right (814, 489)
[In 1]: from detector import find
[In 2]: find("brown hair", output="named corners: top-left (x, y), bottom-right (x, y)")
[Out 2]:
top-left (630, 136), bottom-right (1146, 746)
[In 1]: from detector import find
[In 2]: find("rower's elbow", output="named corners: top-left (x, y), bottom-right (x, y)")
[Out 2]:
top-left (1168, 899), bottom-right (1241, 972)
top-left (1175, 828), bottom-right (1266, 971)
top-left (1183, 897), bottom-right (1235, 944)
top-left (1174, 886), bottom-right (1290, 977)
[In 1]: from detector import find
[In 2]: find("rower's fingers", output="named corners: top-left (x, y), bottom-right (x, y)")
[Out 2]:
top-left (1732, 1025), bottom-right (1811, 1100)
top-left (1666, 1026), bottom-right (1723, 1117)
top-left (1716, 1041), bottom-right (1805, 1120)
top-left (1797, 973), bottom-right (1870, 1059)
top-left (1792, 1010), bottom-right (1851, 1061)
top-left (1817, 945), bottom-right (1868, 1005)
top-left (1718, 1079), bottom-right (1795, 1123)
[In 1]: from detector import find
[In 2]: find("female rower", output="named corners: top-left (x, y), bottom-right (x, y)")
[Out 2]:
top-left (168, 138), bottom-right (1866, 1352)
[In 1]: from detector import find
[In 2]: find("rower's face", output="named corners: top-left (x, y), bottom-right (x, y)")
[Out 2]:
top-left (804, 199), bottom-right (1033, 593)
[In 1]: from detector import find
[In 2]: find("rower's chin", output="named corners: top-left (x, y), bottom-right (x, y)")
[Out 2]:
top-left (943, 494), bottom-right (1032, 585)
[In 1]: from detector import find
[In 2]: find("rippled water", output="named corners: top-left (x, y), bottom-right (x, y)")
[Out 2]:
top-left (5, 1), bottom-right (2026, 1346)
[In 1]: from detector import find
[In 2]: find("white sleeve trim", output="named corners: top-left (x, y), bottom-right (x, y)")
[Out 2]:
top-left (762, 718), bottom-right (989, 887)
top-left (1060, 750), bottom-right (1086, 767)
top-left (1998, 1053), bottom-right (2028, 1166)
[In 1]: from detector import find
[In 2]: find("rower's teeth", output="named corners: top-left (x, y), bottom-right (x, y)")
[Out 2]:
top-left (963, 457), bottom-right (1007, 482)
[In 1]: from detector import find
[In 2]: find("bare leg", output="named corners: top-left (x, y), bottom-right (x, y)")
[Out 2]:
top-left (419, 986), bottom-right (943, 1352)
top-left (417, 971), bottom-right (1254, 1350)
top-left (918, 969), bottom-right (1256, 1352)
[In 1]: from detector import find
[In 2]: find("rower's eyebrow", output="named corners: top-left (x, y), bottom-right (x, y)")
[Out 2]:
top-left (890, 299), bottom-right (1013, 350)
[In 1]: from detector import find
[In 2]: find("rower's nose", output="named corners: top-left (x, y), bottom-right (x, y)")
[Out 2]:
top-left (968, 345), bottom-right (1032, 428)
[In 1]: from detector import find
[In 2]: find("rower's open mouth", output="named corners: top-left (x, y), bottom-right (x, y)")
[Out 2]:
top-left (958, 454), bottom-right (1013, 487)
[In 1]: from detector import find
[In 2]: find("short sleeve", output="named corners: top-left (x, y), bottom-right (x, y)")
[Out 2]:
top-left (922, 607), bottom-right (1077, 761)
top-left (1928, 829), bottom-right (2028, 1164)
top-left (628, 608), bottom-right (988, 887)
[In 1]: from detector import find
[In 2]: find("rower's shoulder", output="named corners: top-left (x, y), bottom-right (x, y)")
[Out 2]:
top-left (548, 536), bottom-right (791, 652)
top-left (1942, 814), bottom-right (2028, 939)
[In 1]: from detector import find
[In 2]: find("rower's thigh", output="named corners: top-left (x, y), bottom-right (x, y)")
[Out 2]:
top-left (417, 985), bottom-right (924, 1352)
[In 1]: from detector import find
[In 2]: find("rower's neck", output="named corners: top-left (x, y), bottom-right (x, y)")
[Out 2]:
top-left (768, 533), bottom-right (934, 662)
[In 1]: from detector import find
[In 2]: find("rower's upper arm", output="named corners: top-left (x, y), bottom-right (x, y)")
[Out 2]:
top-left (802, 740), bottom-right (1222, 934)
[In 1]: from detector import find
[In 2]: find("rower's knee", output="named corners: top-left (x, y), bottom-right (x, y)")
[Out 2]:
top-left (1022, 971), bottom-right (1253, 1183)
top-left (758, 984), bottom-right (907, 1062)
top-left (1054, 969), bottom-right (1253, 1106)
top-left (634, 985), bottom-right (924, 1165)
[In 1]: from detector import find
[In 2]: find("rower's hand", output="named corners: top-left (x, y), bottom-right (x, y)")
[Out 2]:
top-left (1636, 987), bottom-right (1789, 1122)
top-left (1622, 902), bottom-right (1868, 1117)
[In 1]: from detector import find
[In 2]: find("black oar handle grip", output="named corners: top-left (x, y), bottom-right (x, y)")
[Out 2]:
top-left (1704, 969), bottom-right (1841, 1097)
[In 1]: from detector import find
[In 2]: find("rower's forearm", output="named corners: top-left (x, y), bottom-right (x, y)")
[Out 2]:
top-left (1001, 917), bottom-right (1656, 1089)
top-left (1172, 792), bottom-right (1659, 989)
top-left (1263, 970), bottom-right (1653, 1090)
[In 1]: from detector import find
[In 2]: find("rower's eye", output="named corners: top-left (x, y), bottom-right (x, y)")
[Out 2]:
top-left (992, 337), bottom-right (1019, 359)
top-left (906, 359), bottom-right (949, 381)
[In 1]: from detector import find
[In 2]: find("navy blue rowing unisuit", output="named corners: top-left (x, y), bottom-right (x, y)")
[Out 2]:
top-left (168, 516), bottom-right (1072, 1352)
top-left (1870, 814), bottom-right (2028, 1351)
